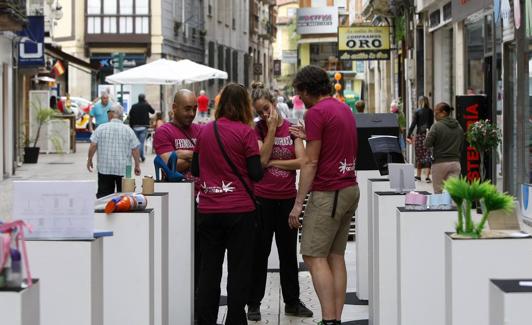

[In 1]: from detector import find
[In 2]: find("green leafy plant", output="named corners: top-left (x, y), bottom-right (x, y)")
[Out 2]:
top-left (29, 101), bottom-right (56, 148)
top-left (466, 119), bottom-right (502, 180)
top-left (444, 176), bottom-right (515, 238)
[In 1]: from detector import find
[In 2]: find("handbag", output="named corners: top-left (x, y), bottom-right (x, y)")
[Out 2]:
top-left (213, 121), bottom-right (259, 210)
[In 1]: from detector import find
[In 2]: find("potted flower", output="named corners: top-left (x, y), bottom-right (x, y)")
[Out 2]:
top-left (466, 119), bottom-right (501, 181)
top-left (443, 177), bottom-right (514, 238)
top-left (23, 102), bottom-right (56, 163)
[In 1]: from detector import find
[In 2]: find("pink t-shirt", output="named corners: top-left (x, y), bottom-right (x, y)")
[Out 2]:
top-left (255, 119), bottom-right (297, 199)
top-left (194, 118), bottom-right (260, 214)
top-left (153, 122), bottom-right (202, 184)
top-left (305, 98), bottom-right (358, 191)
top-left (293, 95), bottom-right (305, 110)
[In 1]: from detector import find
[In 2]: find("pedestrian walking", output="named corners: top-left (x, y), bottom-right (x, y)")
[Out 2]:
top-left (87, 103), bottom-right (141, 198)
top-left (276, 95), bottom-right (291, 119)
top-left (197, 90), bottom-right (210, 122)
top-left (191, 83), bottom-right (264, 325)
top-left (288, 65), bottom-right (360, 325)
top-left (292, 94), bottom-right (305, 121)
top-left (89, 93), bottom-right (112, 131)
top-left (424, 102), bottom-right (465, 193)
top-left (129, 94), bottom-right (155, 162)
top-left (407, 96), bottom-right (434, 182)
top-left (246, 82), bottom-right (312, 321)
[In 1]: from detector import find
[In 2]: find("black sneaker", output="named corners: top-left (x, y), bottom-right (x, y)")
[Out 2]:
top-left (247, 305), bottom-right (261, 321)
top-left (415, 176), bottom-right (421, 181)
top-left (426, 177), bottom-right (432, 183)
top-left (285, 301), bottom-right (313, 317)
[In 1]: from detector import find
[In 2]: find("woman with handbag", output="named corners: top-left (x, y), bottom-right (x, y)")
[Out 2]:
top-left (246, 82), bottom-right (312, 321)
top-left (406, 96), bottom-right (434, 182)
top-left (191, 83), bottom-right (263, 325)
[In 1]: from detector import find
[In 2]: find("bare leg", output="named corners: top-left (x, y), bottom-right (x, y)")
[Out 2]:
top-left (327, 254), bottom-right (347, 320)
top-left (416, 164), bottom-right (422, 178)
top-left (303, 255), bottom-right (336, 319)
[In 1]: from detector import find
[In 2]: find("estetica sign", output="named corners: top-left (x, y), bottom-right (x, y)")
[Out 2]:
top-left (297, 7), bottom-right (338, 35)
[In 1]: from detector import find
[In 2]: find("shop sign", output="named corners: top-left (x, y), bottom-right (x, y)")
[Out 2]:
top-left (296, 7), bottom-right (338, 35)
top-left (452, 0), bottom-right (490, 22)
top-left (17, 16), bottom-right (45, 68)
top-left (455, 95), bottom-right (491, 182)
top-left (91, 55), bottom-right (147, 70)
top-left (338, 26), bottom-right (390, 61)
top-left (282, 50), bottom-right (297, 64)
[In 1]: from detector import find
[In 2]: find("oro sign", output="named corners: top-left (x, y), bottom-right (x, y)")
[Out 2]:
top-left (338, 26), bottom-right (391, 61)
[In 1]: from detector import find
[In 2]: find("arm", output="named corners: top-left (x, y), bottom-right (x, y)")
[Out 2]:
top-left (246, 155), bottom-right (263, 182)
top-left (87, 143), bottom-right (97, 172)
top-left (268, 138), bottom-right (305, 171)
top-left (424, 124), bottom-right (437, 148)
top-left (158, 150), bottom-right (193, 172)
top-left (288, 140), bottom-right (321, 229)
top-left (407, 110), bottom-right (418, 137)
top-left (259, 109), bottom-right (279, 167)
top-left (132, 148), bottom-right (141, 175)
top-left (148, 105), bottom-right (155, 114)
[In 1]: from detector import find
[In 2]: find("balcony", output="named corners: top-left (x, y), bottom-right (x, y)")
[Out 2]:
top-left (0, 0), bottom-right (26, 32)
top-left (85, 14), bottom-right (150, 45)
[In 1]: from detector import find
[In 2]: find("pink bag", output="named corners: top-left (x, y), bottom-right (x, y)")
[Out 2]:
top-left (0, 220), bottom-right (33, 287)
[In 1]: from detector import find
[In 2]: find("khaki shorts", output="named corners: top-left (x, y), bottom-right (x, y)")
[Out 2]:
top-left (301, 185), bottom-right (360, 257)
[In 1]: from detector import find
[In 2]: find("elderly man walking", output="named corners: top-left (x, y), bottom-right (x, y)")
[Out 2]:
top-left (87, 103), bottom-right (141, 198)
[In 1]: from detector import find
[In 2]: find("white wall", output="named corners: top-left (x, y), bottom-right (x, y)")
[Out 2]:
top-left (0, 35), bottom-right (14, 179)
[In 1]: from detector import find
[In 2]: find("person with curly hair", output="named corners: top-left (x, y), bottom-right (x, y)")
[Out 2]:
top-left (288, 66), bottom-right (360, 325)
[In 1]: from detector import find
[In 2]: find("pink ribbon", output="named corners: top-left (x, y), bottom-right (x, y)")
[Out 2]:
top-left (0, 220), bottom-right (33, 287)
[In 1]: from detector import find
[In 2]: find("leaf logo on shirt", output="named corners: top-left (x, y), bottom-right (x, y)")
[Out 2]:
top-left (339, 159), bottom-right (355, 174)
top-left (221, 181), bottom-right (235, 193)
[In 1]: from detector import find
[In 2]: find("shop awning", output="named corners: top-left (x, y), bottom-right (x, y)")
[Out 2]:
top-left (44, 44), bottom-right (100, 72)
top-left (298, 36), bottom-right (338, 44)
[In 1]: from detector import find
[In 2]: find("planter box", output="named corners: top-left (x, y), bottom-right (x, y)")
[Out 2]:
top-left (154, 181), bottom-right (194, 325)
top-left (355, 174), bottom-right (388, 300)
top-left (26, 237), bottom-right (105, 325)
top-left (0, 281), bottom-right (40, 325)
top-left (490, 279), bottom-right (532, 325)
top-left (94, 210), bottom-right (154, 325)
top-left (396, 208), bottom-right (457, 325)
top-left (445, 235), bottom-right (532, 325)
top-left (145, 193), bottom-right (170, 325)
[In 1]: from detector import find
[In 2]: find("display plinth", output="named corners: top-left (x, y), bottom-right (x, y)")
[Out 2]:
top-left (490, 279), bottom-right (532, 325)
top-left (396, 208), bottom-right (457, 325)
top-left (355, 172), bottom-right (386, 301)
top-left (445, 235), bottom-right (532, 325)
top-left (145, 193), bottom-right (169, 325)
top-left (0, 281), bottom-right (40, 325)
top-left (94, 209), bottom-right (154, 325)
top-left (154, 181), bottom-right (194, 325)
top-left (370, 192), bottom-right (406, 325)
top-left (26, 237), bottom-right (104, 325)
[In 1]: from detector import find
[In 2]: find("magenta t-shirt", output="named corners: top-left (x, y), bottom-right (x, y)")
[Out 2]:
top-left (153, 122), bottom-right (202, 185)
top-left (305, 98), bottom-right (358, 191)
top-left (194, 118), bottom-right (260, 214)
top-left (255, 120), bottom-right (297, 199)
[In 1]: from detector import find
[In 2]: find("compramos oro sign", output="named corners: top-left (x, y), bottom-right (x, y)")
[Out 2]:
top-left (296, 7), bottom-right (339, 35)
top-left (338, 26), bottom-right (391, 61)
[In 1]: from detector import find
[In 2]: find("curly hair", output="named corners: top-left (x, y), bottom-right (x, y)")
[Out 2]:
top-left (215, 83), bottom-right (254, 126)
top-left (250, 81), bottom-right (275, 104)
top-left (292, 65), bottom-right (333, 97)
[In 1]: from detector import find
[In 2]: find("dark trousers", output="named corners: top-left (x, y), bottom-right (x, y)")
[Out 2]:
top-left (96, 173), bottom-right (122, 198)
top-left (197, 211), bottom-right (256, 325)
top-left (248, 197), bottom-right (300, 307)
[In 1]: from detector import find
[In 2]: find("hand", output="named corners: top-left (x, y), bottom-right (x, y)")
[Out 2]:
top-left (288, 202), bottom-right (303, 229)
top-left (134, 165), bottom-right (141, 176)
top-left (87, 159), bottom-right (93, 172)
top-left (289, 124), bottom-right (306, 140)
top-left (267, 107), bottom-right (278, 130)
top-left (406, 137), bottom-right (413, 145)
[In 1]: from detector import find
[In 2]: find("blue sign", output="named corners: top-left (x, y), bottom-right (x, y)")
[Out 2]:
top-left (17, 16), bottom-right (44, 68)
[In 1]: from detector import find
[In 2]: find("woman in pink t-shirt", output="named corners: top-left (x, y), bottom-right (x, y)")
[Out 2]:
top-left (191, 83), bottom-right (263, 324)
top-left (292, 94), bottom-right (306, 120)
top-left (245, 82), bottom-right (312, 321)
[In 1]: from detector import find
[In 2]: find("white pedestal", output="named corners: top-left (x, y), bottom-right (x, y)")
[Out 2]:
top-left (490, 279), bottom-right (532, 325)
top-left (94, 210), bottom-right (154, 325)
top-left (445, 235), bottom-right (532, 325)
top-left (370, 192), bottom-right (406, 325)
top-left (154, 181), bottom-right (194, 325)
top-left (355, 172), bottom-right (387, 301)
top-left (145, 193), bottom-right (169, 325)
top-left (396, 208), bottom-right (457, 325)
top-left (26, 238), bottom-right (104, 325)
top-left (0, 281), bottom-right (40, 325)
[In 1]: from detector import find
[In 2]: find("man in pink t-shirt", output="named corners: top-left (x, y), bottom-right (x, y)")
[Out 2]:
top-left (288, 66), bottom-right (360, 325)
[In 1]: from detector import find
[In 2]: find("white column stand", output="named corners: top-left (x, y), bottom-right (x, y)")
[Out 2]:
top-left (489, 279), bottom-right (532, 325)
top-left (0, 281), bottom-right (40, 325)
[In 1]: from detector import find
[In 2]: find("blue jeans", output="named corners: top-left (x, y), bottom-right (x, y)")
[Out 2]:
top-left (133, 126), bottom-right (147, 160)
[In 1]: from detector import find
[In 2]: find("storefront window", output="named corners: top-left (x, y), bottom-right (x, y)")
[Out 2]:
top-left (309, 42), bottom-right (352, 71)
top-left (466, 20), bottom-right (484, 94)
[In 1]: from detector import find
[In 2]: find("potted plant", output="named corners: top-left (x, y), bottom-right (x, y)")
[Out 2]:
top-left (443, 177), bottom-right (514, 238)
top-left (23, 103), bottom-right (56, 163)
top-left (466, 119), bottom-right (501, 181)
